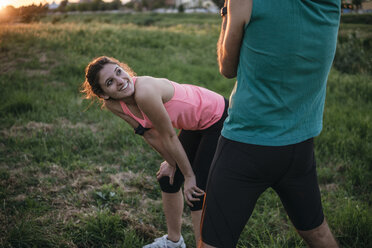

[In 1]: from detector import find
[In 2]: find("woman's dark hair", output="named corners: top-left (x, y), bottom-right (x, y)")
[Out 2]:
top-left (81, 56), bottom-right (136, 106)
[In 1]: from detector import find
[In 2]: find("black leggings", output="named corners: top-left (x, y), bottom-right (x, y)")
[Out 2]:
top-left (201, 136), bottom-right (325, 247)
top-left (158, 99), bottom-right (228, 211)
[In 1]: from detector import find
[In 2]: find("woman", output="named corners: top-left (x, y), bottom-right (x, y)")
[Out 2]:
top-left (82, 56), bottom-right (228, 248)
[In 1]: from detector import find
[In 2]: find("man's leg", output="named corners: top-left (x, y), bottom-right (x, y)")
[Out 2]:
top-left (200, 137), bottom-right (268, 247)
top-left (297, 219), bottom-right (338, 248)
top-left (273, 139), bottom-right (338, 248)
top-left (200, 219), bottom-right (339, 248)
top-left (162, 191), bottom-right (183, 242)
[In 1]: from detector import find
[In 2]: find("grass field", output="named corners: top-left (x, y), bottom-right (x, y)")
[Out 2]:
top-left (0, 13), bottom-right (371, 248)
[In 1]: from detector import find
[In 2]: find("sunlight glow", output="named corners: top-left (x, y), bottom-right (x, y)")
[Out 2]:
top-left (0, 0), bottom-right (126, 10)
top-left (0, 1), bottom-right (54, 9)
top-left (0, 1), bottom-right (14, 9)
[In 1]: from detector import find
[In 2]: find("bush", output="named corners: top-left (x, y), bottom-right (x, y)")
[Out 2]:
top-left (93, 184), bottom-right (122, 209)
top-left (334, 32), bottom-right (372, 74)
top-left (134, 16), bottom-right (160, 26)
top-left (178, 4), bottom-right (185, 13)
top-left (51, 16), bottom-right (61, 24)
top-left (341, 13), bottom-right (372, 24)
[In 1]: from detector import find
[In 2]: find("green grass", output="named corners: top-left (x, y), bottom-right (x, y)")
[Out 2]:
top-left (0, 13), bottom-right (371, 247)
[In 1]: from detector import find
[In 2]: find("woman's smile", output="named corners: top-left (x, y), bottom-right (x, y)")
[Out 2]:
top-left (119, 79), bottom-right (129, 91)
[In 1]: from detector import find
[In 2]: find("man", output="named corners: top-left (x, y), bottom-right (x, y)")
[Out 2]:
top-left (200, 0), bottom-right (340, 247)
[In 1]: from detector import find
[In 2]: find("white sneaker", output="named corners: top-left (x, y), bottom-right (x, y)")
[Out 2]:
top-left (142, 234), bottom-right (186, 248)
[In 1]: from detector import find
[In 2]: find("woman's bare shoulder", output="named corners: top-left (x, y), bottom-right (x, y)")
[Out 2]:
top-left (135, 76), bottom-right (173, 104)
top-left (136, 76), bottom-right (170, 86)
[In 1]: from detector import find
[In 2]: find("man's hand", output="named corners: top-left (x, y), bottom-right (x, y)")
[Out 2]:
top-left (156, 161), bottom-right (176, 185)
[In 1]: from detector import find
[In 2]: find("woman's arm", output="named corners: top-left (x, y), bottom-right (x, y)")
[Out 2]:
top-left (143, 129), bottom-right (178, 185)
top-left (217, 0), bottom-right (252, 78)
top-left (135, 78), bottom-right (203, 207)
top-left (106, 100), bottom-right (178, 185)
top-left (143, 128), bottom-right (176, 165)
top-left (105, 100), bottom-right (175, 164)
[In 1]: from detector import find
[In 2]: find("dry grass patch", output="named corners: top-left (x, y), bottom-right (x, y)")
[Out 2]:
top-left (2, 119), bottom-right (101, 139)
top-left (25, 69), bottom-right (50, 76)
top-left (321, 183), bottom-right (339, 192)
top-left (2, 121), bottom-right (53, 138)
top-left (110, 170), bottom-right (156, 191)
top-left (58, 118), bottom-right (101, 133)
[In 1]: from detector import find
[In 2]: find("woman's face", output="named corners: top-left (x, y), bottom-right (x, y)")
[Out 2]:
top-left (98, 63), bottom-right (134, 100)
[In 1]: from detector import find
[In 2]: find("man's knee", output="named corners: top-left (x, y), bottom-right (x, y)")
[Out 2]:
top-left (297, 219), bottom-right (338, 248)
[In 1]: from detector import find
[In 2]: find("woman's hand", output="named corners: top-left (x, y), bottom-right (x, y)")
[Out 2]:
top-left (183, 175), bottom-right (205, 207)
top-left (156, 161), bottom-right (176, 185)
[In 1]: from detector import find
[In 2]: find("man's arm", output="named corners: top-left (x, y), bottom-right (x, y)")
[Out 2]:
top-left (217, 0), bottom-right (252, 78)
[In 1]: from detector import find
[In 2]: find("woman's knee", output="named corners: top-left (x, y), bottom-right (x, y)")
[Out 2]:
top-left (158, 176), bottom-right (183, 193)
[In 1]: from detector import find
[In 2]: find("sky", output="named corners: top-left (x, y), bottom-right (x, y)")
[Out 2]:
top-left (0, 0), bottom-right (129, 9)
top-left (0, 1), bottom-right (65, 8)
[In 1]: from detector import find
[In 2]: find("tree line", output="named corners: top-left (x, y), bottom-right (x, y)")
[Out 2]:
top-left (57, 0), bottom-right (122, 12)
top-left (0, 4), bottom-right (49, 23)
top-left (0, 0), bottom-right (123, 23)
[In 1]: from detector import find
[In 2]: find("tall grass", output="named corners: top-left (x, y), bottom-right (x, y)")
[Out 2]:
top-left (0, 13), bottom-right (371, 247)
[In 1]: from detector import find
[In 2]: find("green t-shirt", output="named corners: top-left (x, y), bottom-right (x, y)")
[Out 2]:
top-left (222, 0), bottom-right (340, 146)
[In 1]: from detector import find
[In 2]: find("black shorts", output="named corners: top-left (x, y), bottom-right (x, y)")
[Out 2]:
top-left (158, 99), bottom-right (228, 211)
top-left (201, 136), bottom-right (325, 247)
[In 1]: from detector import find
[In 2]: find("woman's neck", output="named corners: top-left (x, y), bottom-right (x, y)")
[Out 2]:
top-left (120, 95), bottom-right (136, 105)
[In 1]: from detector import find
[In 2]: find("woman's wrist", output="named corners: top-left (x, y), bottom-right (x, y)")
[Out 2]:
top-left (183, 172), bottom-right (195, 178)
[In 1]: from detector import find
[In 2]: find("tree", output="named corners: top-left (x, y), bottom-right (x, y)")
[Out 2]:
top-left (212, 0), bottom-right (225, 8)
top-left (91, 0), bottom-right (104, 11)
top-left (57, 0), bottom-right (68, 12)
top-left (352, 0), bottom-right (363, 10)
top-left (178, 4), bottom-right (184, 13)
top-left (109, 0), bottom-right (122, 10)
top-left (18, 3), bottom-right (48, 23)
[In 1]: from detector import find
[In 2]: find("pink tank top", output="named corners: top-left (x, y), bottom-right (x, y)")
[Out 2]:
top-left (119, 77), bottom-right (225, 130)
